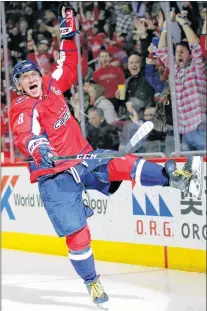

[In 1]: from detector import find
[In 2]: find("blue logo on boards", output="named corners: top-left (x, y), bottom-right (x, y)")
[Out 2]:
top-left (1, 175), bottom-right (19, 220)
top-left (133, 194), bottom-right (173, 217)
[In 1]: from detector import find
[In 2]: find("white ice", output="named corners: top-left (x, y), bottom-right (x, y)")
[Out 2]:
top-left (2, 249), bottom-right (206, 311)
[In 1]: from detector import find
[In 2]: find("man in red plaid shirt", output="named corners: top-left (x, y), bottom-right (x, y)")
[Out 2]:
top-left (156, 12), bottom-right (206, 151)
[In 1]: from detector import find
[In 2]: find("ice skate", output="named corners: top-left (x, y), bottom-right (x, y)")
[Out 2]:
top-left (165, 156), bottom-right (204, 199)
top-left (85, 275), bottom-right (109, 310)
top-left (188, 156), bottom-right (204, 199)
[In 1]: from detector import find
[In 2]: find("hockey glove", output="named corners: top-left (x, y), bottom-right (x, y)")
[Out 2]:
top-left (58, 4), bottom-right (79, 40)
top-left (27, 136), bottom-right (56, 168)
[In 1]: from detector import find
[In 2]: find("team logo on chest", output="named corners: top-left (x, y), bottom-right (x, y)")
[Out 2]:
top-left (51, 86), bottom-right (61, 95)
top-left (54, 109), bottom-right (71, 129)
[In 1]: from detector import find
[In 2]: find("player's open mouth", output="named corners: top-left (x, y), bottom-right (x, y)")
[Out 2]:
top-left (29, 84), bottom-right (38, 91)
top-left (28, 84), bottom-right (40, 97)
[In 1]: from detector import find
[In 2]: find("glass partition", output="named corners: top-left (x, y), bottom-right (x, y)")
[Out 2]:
top-left (1, 1), bottom-right (206, 163)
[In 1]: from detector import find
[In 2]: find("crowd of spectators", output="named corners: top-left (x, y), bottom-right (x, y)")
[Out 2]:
top-left (1, 1), bottom-right (207, 161)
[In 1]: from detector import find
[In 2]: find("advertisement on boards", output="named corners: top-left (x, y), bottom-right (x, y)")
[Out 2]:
top-left (131, 163), bottom-right (207, 250)
top-left (178, 174), bottom-right (207, 249)
top-left (1, 162), bottom-right (206, 250)
top-left (1, 167), bottom-right (56, 235)
top-left (131, 181), bottom-right (176, 246)
top-left (1, 166), bottom-right (112, 237)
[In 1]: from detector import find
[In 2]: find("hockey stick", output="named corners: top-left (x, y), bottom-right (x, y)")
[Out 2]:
top-left (50, 121), bottom-right (154, 161)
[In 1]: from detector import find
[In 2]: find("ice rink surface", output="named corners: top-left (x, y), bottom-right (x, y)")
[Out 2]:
top-left (2, 249), bottom-right (206, 311)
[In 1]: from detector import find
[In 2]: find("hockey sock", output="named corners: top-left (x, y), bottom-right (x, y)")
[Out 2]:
top-left (131, 158), bottom-right (169, 186)
top-left (108, 154), bottom-right (138, 181)
top-left (69, 246), bottom-right (97, 282)
top-left (108, 156), bottom-right (169, 186)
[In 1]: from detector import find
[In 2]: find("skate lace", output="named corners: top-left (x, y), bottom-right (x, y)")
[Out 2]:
top-left (88, 279), bottom-right (105, 300)
top-left (174, 169), bottom-right (192, 178)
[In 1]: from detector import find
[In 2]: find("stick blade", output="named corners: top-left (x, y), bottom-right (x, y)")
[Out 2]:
top-left (124, 121), bottom-right (154, 153)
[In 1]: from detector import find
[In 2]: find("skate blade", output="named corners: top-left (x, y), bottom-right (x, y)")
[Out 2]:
top-left (189, 156), bottom-right (204, 199)
top-left (97, 301), bottom-right (109, 310)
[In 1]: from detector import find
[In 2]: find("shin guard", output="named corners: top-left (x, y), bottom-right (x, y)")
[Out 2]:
top-left (132, 158), bottom-right (169, 186)
top-left (66, 226), bottom-right (97, 282)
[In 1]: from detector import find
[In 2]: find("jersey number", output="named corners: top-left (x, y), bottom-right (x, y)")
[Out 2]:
top-left (18, 113), bottom-right (24, 124)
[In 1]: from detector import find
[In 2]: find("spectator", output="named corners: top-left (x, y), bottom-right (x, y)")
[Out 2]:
top-left (88, 83), bottom-right (118, 124)
top-left (145, 42), bottom-right (168, 93)
top-left (104, 2), bottom-right (119, 39)
top-left (144, 102), bottom-right (166, 134)
top-left (200, 7), bottom-right (207, 60)
top-left (3, 1), bottom-right (206, 158)
top-left (133, 17), bottom-right (154, 58)
top-left (70, 90), bottom-right (90, 123)
top-left (157, 12), bottom-right (206, 151)
top-left (27, 37), bottom-right (54, 74)
top-left (44, 8), bottom-right (58, 28)
top-left (1, 104), bottom-right (8, 139)
top-left (119, 98), bottom-right (146, 152)
top-left (143, 102), bottom-right (167, 153)
top-left (79, 2), bottom-right (95, 42)
top-left (131, 2), bottom-right (147, 17)
top-left (115, 51), bottom-right (155, 103)
top-left (145, 42), bottom-right (173, 126)
top-left (106, 32), bottom-right (128, 68)
top-left (7, 18), bottom-right (29, 65)
top-left (42, 10), bottom-right (60, 48)
top-left (179, 2), bottom-right (202, 36)
top-left (115, 3), bottom-right (134, 44)
top-left (90, 21), bottom-right (108, 60)
top-left (32, 16), bottom-right (59, 48)
top-left (92, 50), bottom-right (125, 113)
top-left (87, 107), bottom-right (119, 150)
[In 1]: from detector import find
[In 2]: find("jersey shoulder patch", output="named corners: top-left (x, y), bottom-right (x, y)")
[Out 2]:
top-left (15, 97), bottom-right (28, 104)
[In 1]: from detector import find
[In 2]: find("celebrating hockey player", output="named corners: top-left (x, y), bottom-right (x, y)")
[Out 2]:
top-left (10, 5), bottom-right (204, 311)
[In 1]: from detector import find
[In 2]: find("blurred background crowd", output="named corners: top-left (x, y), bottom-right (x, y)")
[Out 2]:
top-left (1, 1), bottom-right (207, 162)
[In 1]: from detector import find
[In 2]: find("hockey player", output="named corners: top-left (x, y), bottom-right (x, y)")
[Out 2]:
top-left (10, 5), bottom-right (204, 311)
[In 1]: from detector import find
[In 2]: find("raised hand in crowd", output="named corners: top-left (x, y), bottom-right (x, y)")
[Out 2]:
top-left (157, 10), bottom-right (165, 29)
top-left (133, 18), bottom-right (147, 40)
top-left (175, 12), bottom-right (199, 43)
top-left (175, 12), bottom-right (191, 27)
top-left (126, 101), bottom-right (139, 124)
top-left (70, 92), bottom-right (81, 122)
top-left (145, 17), bottom-right (157, 31)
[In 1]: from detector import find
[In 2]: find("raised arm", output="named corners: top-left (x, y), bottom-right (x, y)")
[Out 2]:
top-left (51, 5), bottom-right (79, 93)
top-left (156, 13), bottom-right (169, 68)
top-left (51, 39), bottom-right (78, 93)
top-left (176, 12), bottom-right (205, 72)
top-left (175, 13), bottom-right (199, 44)
top-left (157, 11), bottom-right (167, 49)
top-left (156, 10), bottom-right (178, 68)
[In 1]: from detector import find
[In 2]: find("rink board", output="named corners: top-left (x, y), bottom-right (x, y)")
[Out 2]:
top-left (1, 158), bottom-right (206, 273)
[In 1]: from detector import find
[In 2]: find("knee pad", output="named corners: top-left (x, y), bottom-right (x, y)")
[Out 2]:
top-left (66, 225), bottom-right (91, 251)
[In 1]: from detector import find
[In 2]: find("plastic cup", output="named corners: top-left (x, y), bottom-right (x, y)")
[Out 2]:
top-left (118, 84), bottom-right (126, 100)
